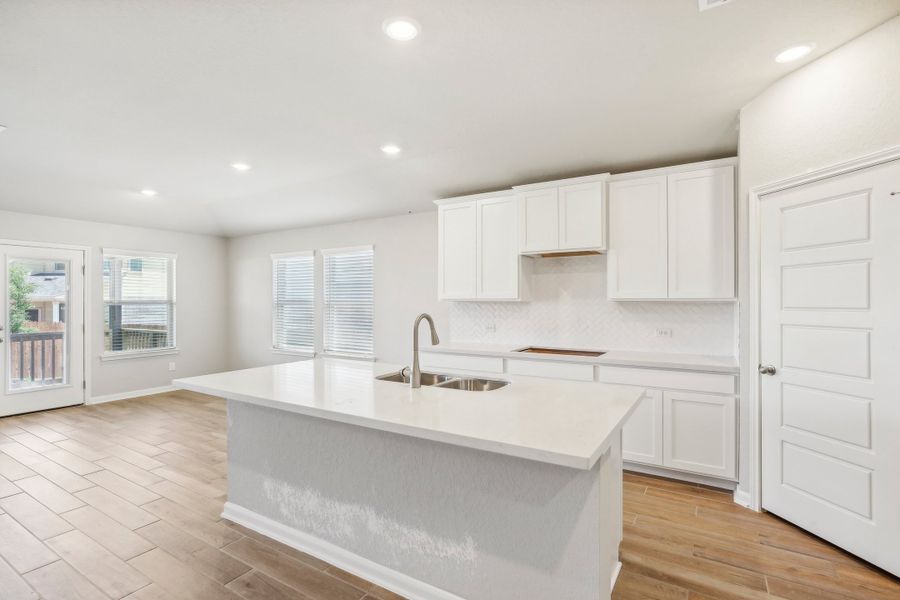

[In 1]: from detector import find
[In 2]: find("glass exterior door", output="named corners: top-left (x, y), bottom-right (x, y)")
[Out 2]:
top-left (1, 245), bottom-right (85, 416)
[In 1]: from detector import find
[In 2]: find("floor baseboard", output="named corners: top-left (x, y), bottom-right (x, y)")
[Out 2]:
top-left (88, 385), bottom-right (177, 405)
top-left (222, 502), bottom-right (467, 600)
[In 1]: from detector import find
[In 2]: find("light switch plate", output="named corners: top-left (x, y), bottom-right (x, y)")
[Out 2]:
top-left (655, 328), bottom-right (673, 338)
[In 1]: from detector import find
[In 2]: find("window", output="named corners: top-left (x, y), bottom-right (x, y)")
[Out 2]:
top-left (323, 246), bottom-right (374, 357)
top-left (272, 252), bottom-right (315, 353)
top-left (102, 250), bottom-right (176, 355)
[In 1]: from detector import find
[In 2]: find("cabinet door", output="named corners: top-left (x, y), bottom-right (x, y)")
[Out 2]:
top-left (667, 166), bottom-right (735, 299)
top-left (476, 196), bottom-right (519, 299)
top-left (518, 188), bottom-right (559, 252)
top-left (438, 201), bottom-right (477, 299)
top-left (663, 390), bottom-right (736, 479)
top-left (607, 176), bottom-right (668, 299)
top-left (559, 181), bottom-right (606, 250)
top-left (622, 388), bottom-right (663, 466)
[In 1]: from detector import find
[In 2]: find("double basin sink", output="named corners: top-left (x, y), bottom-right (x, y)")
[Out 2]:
top-left (376, 370), bottom-right (509, 392)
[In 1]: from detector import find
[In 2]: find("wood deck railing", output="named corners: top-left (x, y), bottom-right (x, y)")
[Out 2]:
top-left (9, 331), bottom-right (65, 387)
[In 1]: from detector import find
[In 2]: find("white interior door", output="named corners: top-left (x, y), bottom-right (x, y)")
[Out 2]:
top-left (0, 245), bottom-right (85, 417)
top-left (760, 159), bottom-right (900, 576)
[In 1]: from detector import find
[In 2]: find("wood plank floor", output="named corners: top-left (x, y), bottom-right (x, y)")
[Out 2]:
top-left (0, 391), bottom-right (895, 600)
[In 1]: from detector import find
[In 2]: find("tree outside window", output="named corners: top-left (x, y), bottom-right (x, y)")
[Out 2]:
top-left (8, 264), bottom-right (36, 334)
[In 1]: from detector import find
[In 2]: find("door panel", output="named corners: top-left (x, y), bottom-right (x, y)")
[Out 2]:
top-left (438, 202), bottom-right (477, 299)
top-left (1, 245), bottom-right (85, 416)
top-left (667, 166), bottom-right (735, 299)
top-left (761, 159), bottom-right (900, 577)
top-left (663, 390), bottom-right (736, 479)
top-left (622, 389), bottom-right (663, 466)
top-left (476, 197), bottom-right (518, 299)
top-left (558, 181), bottom-right (605, 250)
top-left (607, 176), bottom-right (668, 299)
top-left (518, 189), bottom-right (559, 252)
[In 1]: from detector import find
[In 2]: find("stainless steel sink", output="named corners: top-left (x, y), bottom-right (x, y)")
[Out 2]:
top-left (375, 371), bottom-right (454, 386)
top-left (375, 370), bottom-right (509, 391)
top-left (433, 377), bottom-right (509, 391)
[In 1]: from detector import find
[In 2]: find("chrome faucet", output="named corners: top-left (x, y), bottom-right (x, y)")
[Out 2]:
top-left (411, 313), bottom-right (440, 388)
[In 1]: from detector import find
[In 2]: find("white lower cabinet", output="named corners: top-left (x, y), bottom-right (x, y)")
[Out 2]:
top-left (622, 389), bottom-right (663, 466)
top-left (419, 351), bottom-right (738, 482)
top-left (662, 390), bottom-right (736, 479)
top-left (603, 367), bottom-right (738, 481)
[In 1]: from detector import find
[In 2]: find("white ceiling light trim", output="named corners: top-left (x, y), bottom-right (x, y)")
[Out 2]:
top-left (140, 189), bottom-right (158, 197)
top-left (698, 0), bottom-right (736, 11)
top-left (231, 162), bottom-right (252, 172)
top-left (380, 144), bottom-right (401, 155)
top-left (383, 18), bottom-right (419, 41)
top-left (775, 44), bottom-right (814, 63)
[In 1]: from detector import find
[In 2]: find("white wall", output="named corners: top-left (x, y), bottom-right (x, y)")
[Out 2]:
top-left (227, 211), bottom-right (447, 369)
top-left (0, 210), bottom-right (228, 399)
top-left (451, 255), bottom-right (736, 355)
top-left (736, 15), bottom-right (900, 496)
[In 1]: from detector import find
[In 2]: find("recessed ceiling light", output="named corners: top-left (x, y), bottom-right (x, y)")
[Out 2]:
top-left (775, 44), bottom-right (813, 63)
top-left (0, 125), bottom-right (6, 133)
top-left (383, 18), bottom-right (419, 41)
top-left (231, 162), bottom-right (252, 172)
top-left (140, 189), bottom-right (158, 197)
top-left (380, 144), bottom-right (402, 155)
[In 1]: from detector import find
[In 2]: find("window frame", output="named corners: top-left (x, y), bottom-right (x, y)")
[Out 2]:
top-left (321, 245), bottom-right (375, 360)
top-left (271, 250), bottom-right (316, 357)
top-left (100, 248), bottom-right (178, 361)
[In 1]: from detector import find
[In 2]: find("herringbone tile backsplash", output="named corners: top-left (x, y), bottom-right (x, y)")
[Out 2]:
top-left (449, 255), bottom-right (736, 356)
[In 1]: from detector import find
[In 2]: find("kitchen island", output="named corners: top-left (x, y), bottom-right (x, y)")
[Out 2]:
top-left (174, 358), bottom-right (642, 600)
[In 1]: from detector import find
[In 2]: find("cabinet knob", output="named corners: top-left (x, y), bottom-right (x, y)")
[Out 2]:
top-left (758, 365), bottom-right (777, 376)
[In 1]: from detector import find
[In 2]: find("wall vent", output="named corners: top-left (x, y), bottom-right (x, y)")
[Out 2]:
top-left (699, 0), bottom-right (735, 11)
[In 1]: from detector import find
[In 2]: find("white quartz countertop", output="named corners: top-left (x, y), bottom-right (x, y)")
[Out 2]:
top-left (422, 343), bottom-right (739, 374)
top-left (173, 358), bottom-right (642, 470)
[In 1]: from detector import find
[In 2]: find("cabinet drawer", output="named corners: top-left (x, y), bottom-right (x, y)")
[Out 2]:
top-left (506, 359), bottom-right (594, 382)
top-left (596, 365), bottom-right (735, 395)
top-left (419, 353), bottom-right (504, 374)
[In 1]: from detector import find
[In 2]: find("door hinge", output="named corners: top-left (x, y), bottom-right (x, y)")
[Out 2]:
top-left (82, 265), bottom-right (86, 275)
top-left (82, 380), bottom-right (86, 390)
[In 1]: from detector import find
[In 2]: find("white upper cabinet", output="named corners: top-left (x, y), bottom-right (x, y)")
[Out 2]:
top-left (607, 175), bottom-right (668, 299)
top-left (477, 196), bottom-right (519, 299)
top-left (559, 181), bottom-right (607, 250)
top-left (437, 201), bottom-right (477, 299)
top-left (607, 159), bottom-right (736, 300)
top-left (516, 175), bottom-right (608, 254)
top-left (667, 166), bottom-right (735, 299)
top-left (518, 188), bottom-right (559, 253)
top-left (437, 194), bottom-right (526, 301)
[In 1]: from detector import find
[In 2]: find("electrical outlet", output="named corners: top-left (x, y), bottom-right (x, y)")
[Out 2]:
top-left (485, 323), bottom-right (497, 334)
top-left (655, 328), bottom-right (673, 338)
top-left (168, 362), bottom-right (176, 372)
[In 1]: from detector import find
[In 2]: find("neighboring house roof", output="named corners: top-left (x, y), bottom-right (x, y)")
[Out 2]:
top-left (27, 274), bottom-right (66, 302)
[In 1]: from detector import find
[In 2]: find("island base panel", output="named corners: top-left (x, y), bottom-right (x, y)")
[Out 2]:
top-left (225, 400), bottom-right (623, 600)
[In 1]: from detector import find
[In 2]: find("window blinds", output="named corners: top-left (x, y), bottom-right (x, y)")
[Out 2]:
top-left (272, 253), bottom-right (315, 352)
top-left (323, 247), bottom-right (374, 357)
top-left (102, 251), bottom-right (176, 353)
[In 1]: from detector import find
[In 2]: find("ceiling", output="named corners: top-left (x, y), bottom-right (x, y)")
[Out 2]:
top-left (1, 1), bottom-right (898, 237)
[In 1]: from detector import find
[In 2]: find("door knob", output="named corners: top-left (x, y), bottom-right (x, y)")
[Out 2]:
top-left (759, 365), bottom-right (777, 376)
